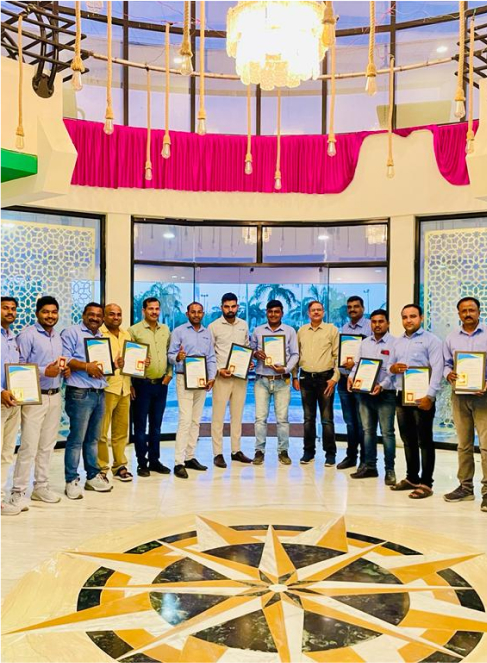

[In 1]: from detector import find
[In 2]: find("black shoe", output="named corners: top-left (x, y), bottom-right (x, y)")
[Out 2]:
top-left (231, 450), bottom-right (252, 464)
top-left (300, 452), bottom-right (315, 465)
top-left (351, 466), bottom-right (379, 479)
top-left (214, 454), bottom-right (227, 468)
top-left (324, 456), bottom-right (336, 467)
top-left (337, 457), bottom-right (357, 470)
top-left (253, 450), bottom-right (265, 465)
top-left (185, 458), bottom-right (208, 471)
top-left (384, 470), bottom-right (397, 486)
top-left (174, 464), bottom-right (189, 479)
top-left (137, 466), bottom-right (150, 477)
top-left (149, 461), bottom-right (171, 474)
top-left (278, 451), bottom-right (292, 466)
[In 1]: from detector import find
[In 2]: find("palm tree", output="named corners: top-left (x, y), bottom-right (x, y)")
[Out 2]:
top-left (253, 284), bottom-right (297, 310)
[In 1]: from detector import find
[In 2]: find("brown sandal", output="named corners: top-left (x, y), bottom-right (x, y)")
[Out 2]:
top-left (409, 485), bottom-right (433, 499)
top-left (390, 478), bottom-right (420, 491)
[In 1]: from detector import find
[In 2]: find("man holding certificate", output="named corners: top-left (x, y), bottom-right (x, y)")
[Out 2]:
top-left (61, 302), bottom-right (116, 499)
top-left (348, 309), bottom-right (397, 485)
top-left (251, 300), bottom-right (299, 466)
top-left (1, 296), bottom-right (22, 516)
top-left (389, 304), bottom-right (443, 499)
top-left (443, 297), bottom-right (487, 511)
top-left (337, 296), bottom-right (371, 471)
top-left (168, 302), bottom-right (216, 479)
top-left (209, 293), bottom-right (252, 469)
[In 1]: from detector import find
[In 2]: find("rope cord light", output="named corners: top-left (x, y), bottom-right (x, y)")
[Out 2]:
top-left (162, 22), bottom-right (171, 159)
top-left (466, 15), bottom-right (475, 153)
top-left (322, 1), bottom-right (336, 49)
top-left (386, 54), bottom-right (395, 178)
top-left (197, 0), bottom-right (206, 135)
top-left (245, 84), bottom-right (252, 174)
top-left (274, 89), bottom-right (282, 191)
top-left (366, 1), bottom-right (377, 95)
top-left (179, 0), bottom-right (193, 76)
top-left (70, 1), bottom-right (85, 90)
top-left (145, 68), bottom-right (153, 181)
top-left (15, 15), bottom-right (25, 150)
top-left (327, 35), bottom-right (337, 157)
top-left (103, 0), bottom-right (114, 135)
top-left (454, 1), bottom-right (466, 118)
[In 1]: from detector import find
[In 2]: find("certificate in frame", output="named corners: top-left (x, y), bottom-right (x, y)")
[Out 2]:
top-left (225, 343), bottom-right (252, 380)
top-left (262, 335), bottom-right (286, 366)
top-left (121, 340), bottom-right (149, 378)
top-left (5, 363), bottom-right (42, 405)
top-left (453, 351), bottom-right (486, 393)
top-left (402, 366), bottom-right (431, 406)
top-left (339, 334), bottom-right (363, 367)
top-left (84, 337), bottom-right (114, 376)
top-left (351, 358), bottom-right (382, 393)
top-left (184, 356), bottom-right (208, 390)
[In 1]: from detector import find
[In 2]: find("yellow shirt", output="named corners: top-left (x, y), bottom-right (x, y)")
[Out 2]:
top-left (295, 322), bottom-right (340, 382)
top-left (128, 320), bottom-right (172, 380)
top-left (100, 324), bottom-right (132, 396)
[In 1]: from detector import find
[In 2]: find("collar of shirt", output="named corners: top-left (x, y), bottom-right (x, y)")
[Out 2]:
top-left (185, 323), bottom-right (207, 333)
top-left (264, 323), bottom-right (285, 333)
top-left (1, 326), bottom-right (15, 340)
top-left (100, 323), bottom-right (129, 338)
top-left (219, 317), bottom-right (245, 327)
top-left (459, 323), bottom-right (486, 337)
top-left (34, 321), bottom-right (58, 338)
top-left (142, 320), bottom-right (161, 331)
top-left (369, 332), bottom-right (390, 344)
top-left (401, 328), bottom-right (424, 340)
top-left (348, 317), bottom-right (367, 330)
top-left (81, 323), bottom-right (102, 338)
top-left (306, 322), bottom-right (327, 331)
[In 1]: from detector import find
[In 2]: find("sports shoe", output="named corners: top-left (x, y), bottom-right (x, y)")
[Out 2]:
top-left (278, 451), bottom-right (292, 466)
top-left (185, 458), bottom-right (208, 471)
top-left (384, 470), bottom-right (397, 486)
top-left (481, 496), bottom-right (487, 512)
top-left (350, 466), bottom-right (378, 479)
top-left (85, 473), bottom-right (113, 492)
top-left (253, 450), bottom-right (265, 465)
top-left (174, 464), bottom-right (189, 479)
top-left (10, 491), bottom-right (29, 511)
top-left (149, 461), bottom-right (171, 474)
top-left (300, 452), bottom-right (315, 465)
top-left (114, 467), bottom-right (133, 482)
top-left (31, 486), bottom-right (61, 503)
top-left (324, 457), bottom-right (336, 467)
top-left (444, 485), bottom-right (475, 502)
top-left (65, 479), bottom-right (84, 500)
top-left (231, 451), bottom-right (252, 464)
top-left (337, 457), bottom-right (357, 470)
top-left (1, 500), bottom-right (21, 516)
top-left (213, 454), bottom-right (227, 468)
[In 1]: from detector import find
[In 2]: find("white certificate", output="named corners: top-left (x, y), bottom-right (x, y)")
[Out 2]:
top-left (184, 356), bottom-right (208, 390)
top-left (454, 351), bottom-right (486, 393)
top-left (352, 358), bottom-right (382, 393)
top-left (121, 340), bottom-right (149, 378)
top-left (262, 335), bottom-right (286, 366)
top-left (339, 334), bottom-right (363, 366)
top-left (226, 343), bottom-right (252, 380)
top-left (402, 366), bottom-right (430, 405)
top-left (84, 337), bottom-right (114, 376)
top-left (5, 364), bottom-right (42, 405)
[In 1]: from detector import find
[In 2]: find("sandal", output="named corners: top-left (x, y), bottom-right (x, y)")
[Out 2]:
top-left (390, 478), bottom-right (420, 492)
top-left (409, 485), bottom-right (433, 499)
top-left (114, 467), bottom-right (133, 482)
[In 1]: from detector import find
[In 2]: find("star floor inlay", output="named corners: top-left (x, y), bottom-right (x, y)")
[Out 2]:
top-left (2, 510), bottom-right (487, 663)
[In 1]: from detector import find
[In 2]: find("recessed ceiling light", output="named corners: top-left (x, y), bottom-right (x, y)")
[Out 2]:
top-left (375, 269), bottom-right (383, 273)
top-left (318, 234), bottom-right (329, 240)
top-left (173, 56), bottom-right (183, 64)
top-left (171, 275), bottom-right (177, 279)
top-left (436, 45), bottom-right (448, 54)
top-left (163, 232), bottom-right (176, 239)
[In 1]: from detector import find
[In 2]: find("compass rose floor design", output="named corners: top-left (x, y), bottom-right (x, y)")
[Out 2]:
top-left (2, 508), bottom-right (487, 663)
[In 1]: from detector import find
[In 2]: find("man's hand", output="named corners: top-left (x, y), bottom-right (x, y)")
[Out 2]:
top-left (62, 366), bottom-right (71, 379)
top-left (446, 370), bottom-right (458, 385)
top-left (219, 368), bottom-right (233, 379)
top-left (162, 375), bottom-right (172, 386)
top-left (176, 345), bottom-right (186, 362)
top-left (342, 358), bottom-right (355, 370)
top-left (292, 378), bottom-right (300, 391)
top-left (346, 377), bottom-right (353, 393)
top-left (272, 365), bottom-right (286, 374)
top-left (416, 396), bottom-right (434, 411)
top-left (1, 389), bottom-right (17, 408)
top-left (371, 384), bottom-right (383, 396)
top-left (115, 354), bottom-right (124, 369)
top-left (324, 379), bottom-right (337, 398)
top-left (254, 349), bottom-right (266, 362)
top-left (390, 362), bottom-right (408, 375)
top-left (86, 361), bottom-right (104, 379)
top-left (44, 361), bottom-right (61, 378)
top-left (145, 355), bottom-right (151, 367)
top-left (206, 379), bottom-right (215, 392)
top-left (130, 385), bottom-right (136, 400)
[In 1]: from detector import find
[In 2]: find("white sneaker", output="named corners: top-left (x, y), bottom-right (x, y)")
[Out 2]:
top-left (1, 500), bottom-right (21, 516)
top-left (10, 491), bottom-right (29, 511)
top-left (85, 473), bottom-right (113, 492)
top-left (65, 479), bottom-right (84, 500)
top-left (31, 486), bottom-right (61, 503)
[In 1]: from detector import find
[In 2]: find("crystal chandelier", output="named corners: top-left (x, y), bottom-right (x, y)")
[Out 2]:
top-left (365, 226), bottom-right (387, 245)
top-left (227, 1), bottom-right (326, 91)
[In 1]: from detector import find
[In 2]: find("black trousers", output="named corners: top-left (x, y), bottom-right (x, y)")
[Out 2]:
top-left (337, 374), bottom-right (364, 463)
top-left (396, 393), bottom-right (436, 487)
top-left (299, 370), bottom-right (336, 459)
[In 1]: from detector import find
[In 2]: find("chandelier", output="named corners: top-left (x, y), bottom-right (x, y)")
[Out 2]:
top-left (226, 1), bottom-right (326, 91)
top-left (242, 227), bottom-right (272, 244)
top-left (365, 226), bottom-right (387, 245)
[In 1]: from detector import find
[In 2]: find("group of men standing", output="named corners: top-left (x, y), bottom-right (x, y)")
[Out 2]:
top-left (1, 291), bottom-right (486, 515)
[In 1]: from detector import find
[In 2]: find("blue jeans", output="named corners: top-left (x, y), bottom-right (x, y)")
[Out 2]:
top-left (132, 379), bottom-right (168, 467)
top-left (337, 375), bottom-right (364, 462)
top-left (358, 390), bottom-right (396, 471)
top-left (255, 377), bottom-right (291, 452)
top-left (64, 387), bottom-right (105, 483)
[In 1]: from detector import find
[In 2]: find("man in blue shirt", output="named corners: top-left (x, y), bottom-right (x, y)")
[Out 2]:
top-left (61, 302), bottom-right (116, 499)
top-left (10, 297), bottom-right (70, 511)
top-left (337, 296), bottom-right (372, 470)
top-left (389, 303), bottom-right (443, 499)
top-left (168, 302), bottom-right (216, 479)
top-left (1, 297), bottom-right (22, 516)
top-left (443, 297), bottom-right (487, 512)
top-left (250, 300), bottom-right (299, 466)
top-left (348, 309), bottom-right (397, 485)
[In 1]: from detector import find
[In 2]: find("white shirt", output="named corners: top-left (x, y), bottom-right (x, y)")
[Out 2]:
top-left (209, 316), bottom-right (250, 370)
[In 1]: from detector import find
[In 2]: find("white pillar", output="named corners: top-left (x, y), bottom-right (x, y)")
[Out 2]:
top-left (105, 213), bottom-right (131, 323)
top-left (389, 215), bottom-right (416, 336)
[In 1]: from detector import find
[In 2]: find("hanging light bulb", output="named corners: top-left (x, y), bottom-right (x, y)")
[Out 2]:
top-left (180, 54), bottom-right (193, 76)
top-left (245, 154), bottom-right (253, 175)
top-left (454, 99), bottom-right (466, 119)
top-left (466, 138), bottom-right (475, 154)
top-left (145, 163), bottom-right (153, 181)
top-left (72, 69), bottom-right (83, 91)
top-left (103, 118), bottom-right (114, 135)
top-left (274, 171), bottom-right (282, 190)
top-left (162, 135), bottom-right (171, 159)
top-left (197, 117), bottom-right (206, 135)
top-left (386, 162), bottom-right (395, 179)
top-left (327, 140), bottom-right (337, 157)
top-left (365, 74), bottom-right (377, 96)
top-left (15, 133), bottom-right (24, 150)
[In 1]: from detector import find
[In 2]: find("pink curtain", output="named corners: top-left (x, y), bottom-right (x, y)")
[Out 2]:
top-left (64, 119), bottom-right (477, 194)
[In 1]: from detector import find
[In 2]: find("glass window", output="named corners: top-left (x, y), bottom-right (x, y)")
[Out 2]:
top-left (335, 1), bottom-right (391, 30)
top-left (133, 264), bottom-right (194, 327)
top-left (261, 82), bottom-right (323, 136)
top-left (329, 266), bottom-right (387, 325)
top-left (263, 224), bottom-right (388, 263)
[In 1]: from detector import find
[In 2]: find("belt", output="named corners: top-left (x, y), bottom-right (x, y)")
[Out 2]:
top-left (300, 369), bottom-right (333, 378)
top-left (133, 377), bottom-right (163, 385)
top-left (66, 386), bottom-right (104, 393)
top-left (257, 374), bottom-right (290, 381)
top-left (41, 388), bottom-right (60, 395)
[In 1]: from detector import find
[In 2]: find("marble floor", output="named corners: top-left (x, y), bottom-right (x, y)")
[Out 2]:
top-left (2, 439), bottom-right (487, 663)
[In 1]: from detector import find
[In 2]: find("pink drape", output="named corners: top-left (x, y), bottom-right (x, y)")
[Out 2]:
top-left (64, 119), bottom-right (477, 194)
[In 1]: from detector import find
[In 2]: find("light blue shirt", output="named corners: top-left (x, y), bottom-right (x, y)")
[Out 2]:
top-left (388, 328), bottom-right (443, 398)
top-left (168, 323), bottom-right (217, 380)
top-left (250, 323), bottom-right (299, 375)
top-left (17, 323), bottom-right (64, 390)
top-left (61, 323), bottom-right (107, 389)
top-left (340, 316), bottom-right (372, 376)
top-left (443, 323), bottom-right (487, 380)
top-left (351, 332), bottom-right (396, 390)
top-left (1, 326), bottom-right (20, 390)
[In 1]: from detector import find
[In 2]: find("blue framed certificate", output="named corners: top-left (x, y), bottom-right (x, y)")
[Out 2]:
top-left (352, 358), bottom-right (382, 393)
top-left (184, 356), bottom-right (208, 390)
top-left (5, 364), bottom-right (42, 405)
top-left (402, 366), bottom-right (430, 406)
top-left (225, 343), bottom-right (252, 380)
top-left (454, 351), bottom-right (486, 393)
top-left (84, 337), bottom-right (114, 376)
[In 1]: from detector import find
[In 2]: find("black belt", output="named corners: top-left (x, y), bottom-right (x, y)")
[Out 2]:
top-left (41, 388), bottom-right (60, 395)
top-left (300, 369), bottom-right (333, 378)
top-left (257, 374), bottom-right (290, 381)
top-left (133, 377), bottom-right (163, 385)
top-left (66, 386), bottom-right (104, 393)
